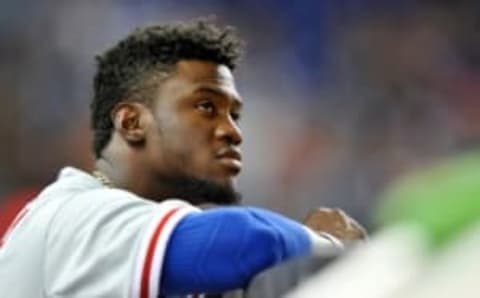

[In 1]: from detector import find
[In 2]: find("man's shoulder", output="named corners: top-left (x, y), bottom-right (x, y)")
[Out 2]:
top-left (40, 167), bottom-right (104, 198)
top-left (35, 167), bottom-right (196, 228)
top-left (29, 167), bottom-right (151, 224)
top-left (38, 167), bottom-right (143, 203)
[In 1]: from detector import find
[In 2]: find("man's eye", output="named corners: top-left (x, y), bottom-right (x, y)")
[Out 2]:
top-left (196, 101), bottom-right (215, 115)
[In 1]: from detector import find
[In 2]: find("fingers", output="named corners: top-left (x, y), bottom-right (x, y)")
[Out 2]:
top-left (303, 207), bottom-right (368, 242)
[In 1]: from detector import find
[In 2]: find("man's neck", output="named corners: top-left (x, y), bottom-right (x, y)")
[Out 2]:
top-left (94, 143), bottom-right (240, 205)
top-left (94, 156), bottom-right (167, 201)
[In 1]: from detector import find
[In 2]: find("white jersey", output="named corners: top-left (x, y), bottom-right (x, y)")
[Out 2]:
top-left (0, 167), bottom-right (199, 298)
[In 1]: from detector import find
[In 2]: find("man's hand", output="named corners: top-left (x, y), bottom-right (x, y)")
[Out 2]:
top-left (303, 207), bottom-right (367, 242)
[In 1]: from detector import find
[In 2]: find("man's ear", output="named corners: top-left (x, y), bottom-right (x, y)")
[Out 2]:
top-left (111, 102), bottom-right (150, 145)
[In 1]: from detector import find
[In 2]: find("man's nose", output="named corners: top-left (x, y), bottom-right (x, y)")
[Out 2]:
top-left (214, 117), bottom-right (242, 146)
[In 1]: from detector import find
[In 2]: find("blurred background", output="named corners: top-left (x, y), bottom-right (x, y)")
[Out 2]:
top-left (1, 0), bottom-right (480, 230)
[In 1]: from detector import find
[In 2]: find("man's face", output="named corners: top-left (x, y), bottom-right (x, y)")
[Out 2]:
top-left (145, 60), bottom-right (243, 199)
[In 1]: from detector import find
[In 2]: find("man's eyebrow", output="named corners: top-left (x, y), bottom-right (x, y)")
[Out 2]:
top-left (194, 86), bottom-right (243, 107)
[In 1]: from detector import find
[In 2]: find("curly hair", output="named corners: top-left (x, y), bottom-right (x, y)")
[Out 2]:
top-left (90, 19), bottom-right (244, 158)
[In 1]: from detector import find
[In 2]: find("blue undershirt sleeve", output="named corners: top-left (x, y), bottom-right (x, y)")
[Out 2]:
top-left (160, 207), bottom-right (312, 295)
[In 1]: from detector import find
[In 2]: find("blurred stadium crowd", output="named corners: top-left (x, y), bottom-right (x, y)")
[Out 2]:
top-left (1, 0), bottom-right (480, 229)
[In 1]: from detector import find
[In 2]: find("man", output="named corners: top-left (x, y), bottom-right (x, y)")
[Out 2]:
top-left (0, 19), bottom-right (364, 298)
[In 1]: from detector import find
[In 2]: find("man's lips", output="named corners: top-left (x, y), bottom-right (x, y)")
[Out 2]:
top-left (216, 148), bottom-right (242, 161)
top-left (216, 148), bottom-right (242, 172)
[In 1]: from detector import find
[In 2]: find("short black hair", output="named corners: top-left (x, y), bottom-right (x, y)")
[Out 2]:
top-left (90, 18), bottom-right (244, 158)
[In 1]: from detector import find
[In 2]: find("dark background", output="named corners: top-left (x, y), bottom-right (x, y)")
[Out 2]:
top-left (1, 0), bottom-right (480, 228)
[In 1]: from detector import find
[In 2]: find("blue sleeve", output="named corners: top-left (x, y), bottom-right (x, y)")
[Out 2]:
top-left (160, 207), bottom-right (312, 295)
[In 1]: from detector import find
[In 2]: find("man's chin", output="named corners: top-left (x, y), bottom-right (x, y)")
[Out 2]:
top-left (158, 173), bottom-right (242, 206)
top-left (211, 175), bottom-right (237, 189)
top-left (193, 176), bottom-right (242, 206)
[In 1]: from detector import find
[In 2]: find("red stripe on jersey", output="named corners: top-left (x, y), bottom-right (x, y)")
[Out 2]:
top-left (140, 207), bottom-right (181, 298)
top-left (0, 205), bottom-right (30, 248)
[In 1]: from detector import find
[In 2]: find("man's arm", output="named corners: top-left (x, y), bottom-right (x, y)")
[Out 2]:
top-left (161, 207), bottom-right (340, 296)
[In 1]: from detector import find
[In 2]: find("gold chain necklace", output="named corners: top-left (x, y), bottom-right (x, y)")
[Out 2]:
top-left (92, 170), bottom-right (114, 188)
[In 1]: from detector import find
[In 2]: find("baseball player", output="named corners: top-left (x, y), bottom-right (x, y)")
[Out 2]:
top-left (0, 19), bottom-right (364, 297)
